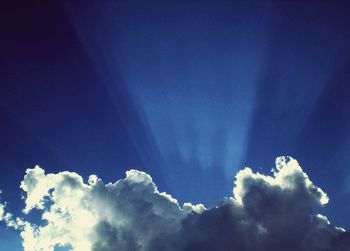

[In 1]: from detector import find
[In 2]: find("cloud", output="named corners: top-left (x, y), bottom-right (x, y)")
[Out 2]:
top-left (0, 157), bottom-right (349, 251)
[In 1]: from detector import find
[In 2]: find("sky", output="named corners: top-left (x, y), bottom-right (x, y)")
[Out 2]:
top-left (1, 1), bottom-right (350, 250)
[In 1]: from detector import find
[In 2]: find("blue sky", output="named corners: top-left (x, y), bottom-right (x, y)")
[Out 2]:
top-left (1, 1), bottom-right (350, 249)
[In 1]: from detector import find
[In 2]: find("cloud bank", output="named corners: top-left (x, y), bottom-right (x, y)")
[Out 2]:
top-left (0, 157), bottom-right (349, 251)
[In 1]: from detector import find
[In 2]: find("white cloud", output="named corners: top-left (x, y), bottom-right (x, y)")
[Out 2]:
top-left (0, 157), bottom-right (348, 251)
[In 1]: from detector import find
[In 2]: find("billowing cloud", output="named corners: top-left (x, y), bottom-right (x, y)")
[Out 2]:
top-left (0, 157), bottom-right (349, 250)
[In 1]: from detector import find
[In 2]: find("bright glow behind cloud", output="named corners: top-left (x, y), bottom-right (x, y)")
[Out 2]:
top-left (0, 157), bottom-right (348, 251)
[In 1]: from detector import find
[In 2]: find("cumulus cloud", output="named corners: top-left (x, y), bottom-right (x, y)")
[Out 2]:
top-left (0, 156), bottom-right (349, 251)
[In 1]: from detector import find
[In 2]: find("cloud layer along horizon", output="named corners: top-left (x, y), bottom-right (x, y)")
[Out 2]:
top-left (1, 157), bottom-right (349, 251)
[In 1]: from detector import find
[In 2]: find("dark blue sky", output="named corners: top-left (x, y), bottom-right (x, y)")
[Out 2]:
top-left (1, 1), bottom-right (350, 245)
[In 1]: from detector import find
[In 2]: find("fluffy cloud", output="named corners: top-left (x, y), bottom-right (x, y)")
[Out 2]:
top-left (0, 157), bottom-right (349, 251)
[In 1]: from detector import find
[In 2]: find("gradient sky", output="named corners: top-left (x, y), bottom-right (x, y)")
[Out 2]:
top-left (1, 1), bottom-right (350, 249)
